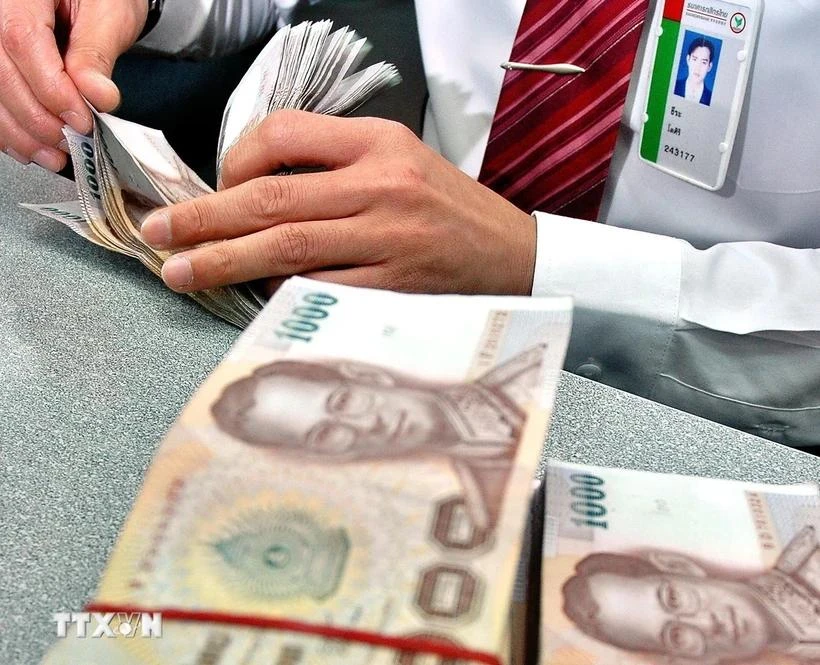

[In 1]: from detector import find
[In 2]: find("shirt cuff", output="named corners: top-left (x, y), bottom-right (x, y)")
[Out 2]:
top-left (531, 212), bottom-right (684, 394)
top-left (532, 212), bottom-right (683, 325)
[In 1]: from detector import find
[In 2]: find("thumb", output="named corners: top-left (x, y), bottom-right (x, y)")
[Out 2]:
top-left (64, 1), bottom-right (146, 112)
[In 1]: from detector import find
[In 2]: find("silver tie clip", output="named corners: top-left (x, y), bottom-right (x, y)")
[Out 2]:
top-left (501, 62), bottom-right (586, 74)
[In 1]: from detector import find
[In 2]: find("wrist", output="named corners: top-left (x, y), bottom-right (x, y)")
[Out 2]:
top-left (517, 212), bottom-right (537, 295)
top-left (499, 208), bottom-right (537, 296)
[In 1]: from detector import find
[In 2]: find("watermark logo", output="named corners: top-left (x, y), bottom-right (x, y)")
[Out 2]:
top-left (53, 612), bottom-right (162, 638)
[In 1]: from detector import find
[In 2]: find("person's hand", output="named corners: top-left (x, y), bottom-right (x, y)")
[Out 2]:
top-left (0, 0), bottom-right (147, 170)
top-left (140, 110), bottom-right (537, 297)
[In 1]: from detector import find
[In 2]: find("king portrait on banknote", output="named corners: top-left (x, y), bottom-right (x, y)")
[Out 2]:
top-left (562, 526), bottom-right (820, 664)
top-left (211, 346), bottom-right (545, 530)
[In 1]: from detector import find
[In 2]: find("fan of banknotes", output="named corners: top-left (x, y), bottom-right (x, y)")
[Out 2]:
top-left (37, 278), bottom-right (820, 665)
top-left (22, 21), bottom-right (401, 328)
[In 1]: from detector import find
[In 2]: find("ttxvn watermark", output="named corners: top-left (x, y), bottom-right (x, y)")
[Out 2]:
top-left (53, 612), bottom-right (162, 638)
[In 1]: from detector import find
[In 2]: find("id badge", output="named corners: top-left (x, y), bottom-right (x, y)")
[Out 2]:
top-left (639, 0), bottom-right (763, 190)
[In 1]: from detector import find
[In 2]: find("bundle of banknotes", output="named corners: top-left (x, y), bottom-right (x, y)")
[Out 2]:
top-left (41, 277), bottom-right (575, 665)
top-left (38, 277), bottom-right (820, 665)
top-left (538, 462), bottom-right (820, 664)
top-left (22, 21), bottom-right (401, 328)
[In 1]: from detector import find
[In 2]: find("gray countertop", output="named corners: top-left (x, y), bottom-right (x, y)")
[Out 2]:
top-left (1, 153), bottom-right (818, 665)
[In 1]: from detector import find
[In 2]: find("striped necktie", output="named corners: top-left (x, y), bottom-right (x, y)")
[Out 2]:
top-left (479, 0), bottom-right (650, 221)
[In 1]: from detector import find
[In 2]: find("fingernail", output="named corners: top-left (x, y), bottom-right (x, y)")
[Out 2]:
top-left (141, 209), bottom-right (173, 249)
top-left (60, 110), bottom-right (92, 135)
top-left (87, 73), bottom-right (121, 111)
top-left (32, 149), bottom-right (66, 173)
top-left (162, 256), bottom-right (194, 290)
top-left (57, 139), bottom-right (69, 153)
top-left (4, 148), bottom-right (30, 165)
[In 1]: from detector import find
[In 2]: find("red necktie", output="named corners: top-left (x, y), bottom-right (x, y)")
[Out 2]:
top-left (479, 0), bottom-right (650, 221)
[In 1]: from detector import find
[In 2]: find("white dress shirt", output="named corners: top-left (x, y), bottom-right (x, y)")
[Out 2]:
top-left (139, 0), bottom-right (820, 446)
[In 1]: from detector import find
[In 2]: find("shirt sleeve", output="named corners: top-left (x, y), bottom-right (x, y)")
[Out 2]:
top-left (531, 212), bottom-right (820, 446)
top-left (135, 0), bottom-right (283, 58)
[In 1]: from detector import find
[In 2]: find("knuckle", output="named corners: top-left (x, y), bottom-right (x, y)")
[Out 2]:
top-left (381, 119), bottom-right (419, 147)
top-left (248, 176), bottom-right (290, 220)
top-left (357, 117), bottom-right (415, 152)
top-left (395, 160), bottom-right (427, 190)
top-left (372, 161), bottom-right (428, 201)
top-left (181, 201), bottom-right (213, 242)
top-left (357, 115), bottom-right (387, 136)
top-left (66, 46), bottom-right (112, 74)
top-left (1, 18), bottom-right (34, 56)
top-left (260, 109), bottom-right (301, 149)
top-left (270, 223), bottom-right (314, 268)
top-left (30, 109), bottom-right (60, 141)
top-left (206, 245), bottom-right (235, 287)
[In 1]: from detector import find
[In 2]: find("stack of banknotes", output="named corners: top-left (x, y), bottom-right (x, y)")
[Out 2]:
top-left (38, 277), bottom-right (820, 665)
top-left (538, 461), bottom-right (820, 664)
top-left (42, 277), bottom-right (575, 665)
top-left (22, 21), bottom-right (400, 328)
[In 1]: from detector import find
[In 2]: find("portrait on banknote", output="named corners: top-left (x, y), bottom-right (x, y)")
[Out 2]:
top-left (560, 526), bottom-right (820, 664)
top-left (211, 346), bottom-right (545, 529)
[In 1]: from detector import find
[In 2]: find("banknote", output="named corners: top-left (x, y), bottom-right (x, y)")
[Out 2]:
top-left (62, 127), bottom-right (140, 256)
top-left (41, 278), bottom-right (572, 665)
top-left (43, 621), bottom-right (410, 665)
top-left (92, 109), bottom-right (213, 205)
top-left (19, 201), bottom-right (111, 249)
top-left (93, 113), bottom-right (264, 328)
top-left (22, 21), bottom-right (400, 328)
top-left (540, 461), bottom-right (820, 665)
top-left (217, 20), bottom-right (397, 180)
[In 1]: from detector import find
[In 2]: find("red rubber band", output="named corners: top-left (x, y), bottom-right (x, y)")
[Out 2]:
top-left (84, 602), bottom-right (501, 665)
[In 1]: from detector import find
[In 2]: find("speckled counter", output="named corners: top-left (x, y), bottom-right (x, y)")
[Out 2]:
top-left (1, 154), bottom-right (818, 665)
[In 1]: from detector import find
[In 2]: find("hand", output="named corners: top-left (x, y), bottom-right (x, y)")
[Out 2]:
top-left (141, 110), bottom-right (537, 297)
top-left (0, 0), bottom-right (147, 170)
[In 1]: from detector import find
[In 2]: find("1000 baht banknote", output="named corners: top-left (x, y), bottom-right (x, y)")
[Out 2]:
top-left (540, 461), bottom-right (820, 665)
top-left (43, 278), bottom-right (572, 665)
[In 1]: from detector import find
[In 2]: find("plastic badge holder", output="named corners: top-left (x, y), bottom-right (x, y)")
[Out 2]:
top-left (638, 0), bottom-right (763, 190)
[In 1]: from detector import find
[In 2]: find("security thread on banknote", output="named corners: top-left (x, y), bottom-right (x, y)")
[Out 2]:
top-left (41, 278), bottom-right (572, 665)
top-left (540, 460), bottom-right (820, 665)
